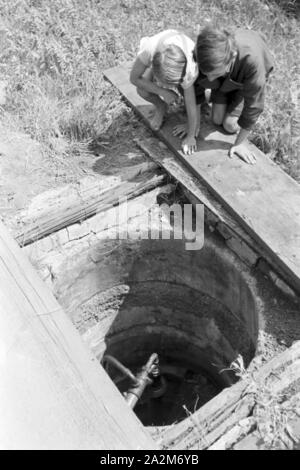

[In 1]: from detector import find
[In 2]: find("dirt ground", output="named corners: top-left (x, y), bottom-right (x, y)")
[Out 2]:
top-left (0, 125), bottom-right (89, 225)
top-left (0, 112), bottom-right (150, 230)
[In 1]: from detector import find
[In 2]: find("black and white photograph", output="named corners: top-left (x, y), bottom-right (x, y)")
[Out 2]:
top-left (0, 0), bottom-right (299, 452)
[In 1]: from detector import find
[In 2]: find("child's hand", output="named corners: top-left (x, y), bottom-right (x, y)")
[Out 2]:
top-left (160, 89), bottom-right (178, 105)
top-left (182, 135), bottom-right (197, 155)
top-left (229, 143), bottom-right (256, 164)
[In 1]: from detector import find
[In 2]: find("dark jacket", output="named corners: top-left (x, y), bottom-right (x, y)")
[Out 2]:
top-left (194, 29), bottom-right (274, 130)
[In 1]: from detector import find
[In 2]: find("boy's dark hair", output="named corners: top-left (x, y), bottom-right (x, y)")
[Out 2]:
top-left (195, 26), bottom-right (237, 73)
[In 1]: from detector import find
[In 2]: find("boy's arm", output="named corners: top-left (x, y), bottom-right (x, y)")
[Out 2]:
top-left (238, 74), bottom-right (265, 131)
top-left (230, 65), bottom-right (266, 164)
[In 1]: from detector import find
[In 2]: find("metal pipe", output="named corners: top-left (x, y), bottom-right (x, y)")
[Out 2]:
top-left (124, 353), bottom-right (159, 409)
top-left (103, 353), bottom-right (166, 409)
top-left (102, 354), bottom-right (137, 384)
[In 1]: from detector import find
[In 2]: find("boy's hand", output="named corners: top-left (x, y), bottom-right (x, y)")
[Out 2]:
top-left (229, 143), bottom-right (256, 164)
top-left (182, 135), bottom-right (197, 155)
top-left (160, 89), bottom-right (178, 105)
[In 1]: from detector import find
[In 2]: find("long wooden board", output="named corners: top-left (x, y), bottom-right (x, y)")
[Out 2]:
top-left (104, 63), bottom-right (300, 293)
top-left (0, 220), bottom-right (156, 449)
top-left (156, 341), bottom-right (300, 450)
top-left (16, 169), bottom-right (163, 246)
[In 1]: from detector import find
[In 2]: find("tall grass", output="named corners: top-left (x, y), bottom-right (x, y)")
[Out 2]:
top-left (0, 0), bottom-right (299, 179)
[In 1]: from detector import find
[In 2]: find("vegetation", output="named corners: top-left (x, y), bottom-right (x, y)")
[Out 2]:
top-left (0, 0), bottom-right (299, 179)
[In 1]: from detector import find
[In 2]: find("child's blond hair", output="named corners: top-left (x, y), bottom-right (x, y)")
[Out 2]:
top-left (152, 44), bottom-right (187, 86)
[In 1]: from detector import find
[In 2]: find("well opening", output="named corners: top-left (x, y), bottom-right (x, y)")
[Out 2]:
top-left (83, 234), bottom-right (259, 427)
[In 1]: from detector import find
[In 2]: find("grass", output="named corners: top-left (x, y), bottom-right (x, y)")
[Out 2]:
top-left (0, 0), bottom-right (299, 180)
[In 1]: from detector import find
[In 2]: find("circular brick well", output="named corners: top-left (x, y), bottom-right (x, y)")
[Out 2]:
top-left (80, 233), bottom-right (260, 426)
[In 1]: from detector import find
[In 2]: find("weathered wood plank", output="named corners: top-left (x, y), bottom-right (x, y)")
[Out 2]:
top-left (156, 341), bottom-right (300, 450)
top-left (0, 221), bottom-right (156, 449)
top-left (208, 417), bottom-right (257, 450)
top-left (104, 63), bottom-right (300, 294)
top-left (16, 169), bottom-right (164, 246)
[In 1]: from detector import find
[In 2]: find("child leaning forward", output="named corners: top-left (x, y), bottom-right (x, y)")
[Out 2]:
top-left (193, 26), bottom-right (274, 164)
top-left (130, 30), bottom-right (199, 155)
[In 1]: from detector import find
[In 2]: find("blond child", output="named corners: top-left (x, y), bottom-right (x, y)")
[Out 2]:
top-left (130, 30), bottom-right (199, 155)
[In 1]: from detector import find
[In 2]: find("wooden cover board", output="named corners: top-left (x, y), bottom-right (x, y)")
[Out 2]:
top-left (0, 219), bottom-right (156, 449)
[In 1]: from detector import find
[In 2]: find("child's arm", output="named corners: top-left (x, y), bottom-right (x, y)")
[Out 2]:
top-left (173, 86), bottom-right (199, 155)
top-left (229, 66), bottom-right (266, 164)
top-left (130, 58), bottom-right (177, 104)
top-left (182, 86), bottom-right (198, 155)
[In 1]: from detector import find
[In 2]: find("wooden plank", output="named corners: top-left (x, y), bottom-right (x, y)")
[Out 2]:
top-left (208, 417), bottom-right (257, 450)
top-left (0, 221), bottom-right (156, 449)
top-left (104, 63), bottom-right (300, 294)
top-left (16, 168), bottom-right (163, 247)
top-left (157, 341), bottom-right (300, 450)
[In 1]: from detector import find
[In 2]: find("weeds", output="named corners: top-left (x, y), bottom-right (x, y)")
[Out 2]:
top-left (220, 354), bottom-right (248, 379)
top-left (221, 353), bottom-right (298, 449)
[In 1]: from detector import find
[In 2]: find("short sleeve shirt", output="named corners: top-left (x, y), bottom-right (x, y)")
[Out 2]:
top-left (137, 30), bottom-right (198, 89)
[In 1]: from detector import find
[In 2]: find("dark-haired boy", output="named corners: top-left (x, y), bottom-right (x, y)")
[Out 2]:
top-left (193, 27), bottom-right (274, 163)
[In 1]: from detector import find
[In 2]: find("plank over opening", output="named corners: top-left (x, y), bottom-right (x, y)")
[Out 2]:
top-left (15, 169), bottom-right (163, 246)
top-left (104, 63), bottom-right (300, 294)
top-left (0, 220), bottom-right (156, 450)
